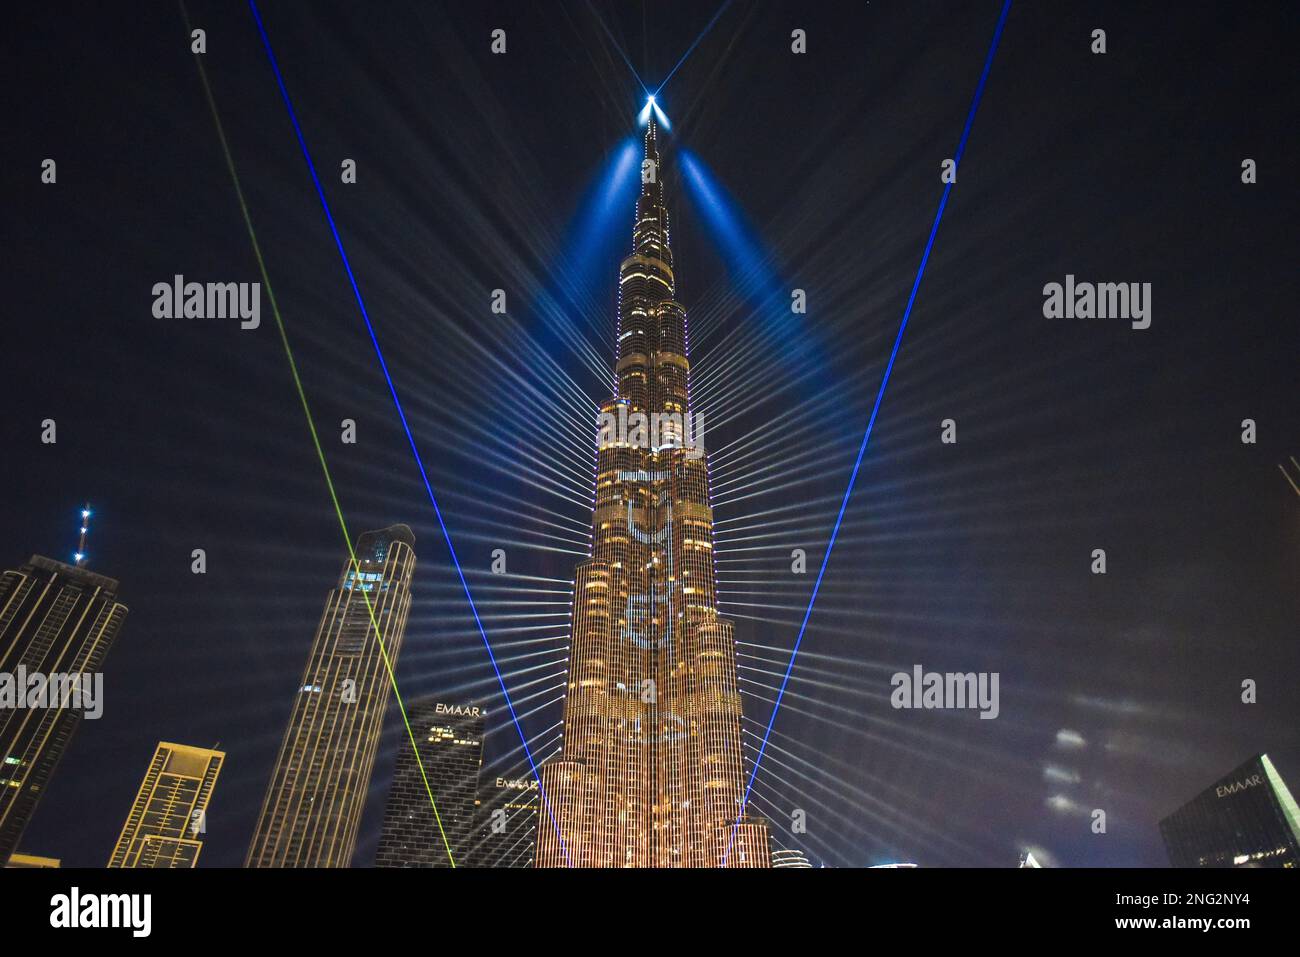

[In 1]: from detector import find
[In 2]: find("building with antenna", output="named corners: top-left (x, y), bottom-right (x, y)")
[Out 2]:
top-left (535, 115), bottom-right (769, 868)
top-left (0, 506), bottom-right (128, 864)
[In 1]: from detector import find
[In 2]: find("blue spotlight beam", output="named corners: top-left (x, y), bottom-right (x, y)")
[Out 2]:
top-left (246, 0), bottom-right (571, 866)
top-left (724, 0), bottom-right (1013, 865)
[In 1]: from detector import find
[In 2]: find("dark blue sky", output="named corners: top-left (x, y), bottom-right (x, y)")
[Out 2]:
top-left (2, 0), bottom-right (1296, 868)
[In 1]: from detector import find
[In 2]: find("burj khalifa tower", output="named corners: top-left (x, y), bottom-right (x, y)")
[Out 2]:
top-left (537, 115), bottom-right (770, 868)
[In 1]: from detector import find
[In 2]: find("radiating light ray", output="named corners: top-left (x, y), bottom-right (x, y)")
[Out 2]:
top-left (583, 0), bottom-right (650, 97)
top-left (248, 0), bottom-right (573, 865)
top-left (737, 671), bottom-right (1025, 785)
top-left (739, 738), bottom-right (1000, 865)
top-left (186, 0), bottom-right (459, 864)
top-left (742, 730), bottom-right (990, 864)
top-left (651, 0), bottom-right (734, 97)
top-left (725, 2), bottom-right (1014, 865)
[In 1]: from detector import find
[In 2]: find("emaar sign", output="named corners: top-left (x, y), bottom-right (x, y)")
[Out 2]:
top-left (1215, 773), bottom-right (1264, 799)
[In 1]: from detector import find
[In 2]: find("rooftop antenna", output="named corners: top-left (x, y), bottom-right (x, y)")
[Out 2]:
top-left (74, 503), bottom-right (91, 567)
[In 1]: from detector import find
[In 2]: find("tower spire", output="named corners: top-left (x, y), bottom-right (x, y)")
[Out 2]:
top-left (644, 111), bottom-right (659, 160)
top-left (75, 503), bottom-right (91, 567)
top-left (536, 104), bottom-right (770, 868)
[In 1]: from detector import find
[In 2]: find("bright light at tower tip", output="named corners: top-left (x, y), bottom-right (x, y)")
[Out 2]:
top-left (637, 95), bottom-right (671, 131)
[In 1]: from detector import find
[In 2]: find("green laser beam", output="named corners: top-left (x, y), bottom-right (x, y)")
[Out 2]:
top-left (181, 1), bottom-right (456, 866)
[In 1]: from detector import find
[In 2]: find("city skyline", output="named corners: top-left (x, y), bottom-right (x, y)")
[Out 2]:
top-left (3, 0), bottom-right (1297, 874)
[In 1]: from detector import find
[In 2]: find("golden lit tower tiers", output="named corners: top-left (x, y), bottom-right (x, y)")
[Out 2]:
top-left (537, 118), bottom-right (770, 867)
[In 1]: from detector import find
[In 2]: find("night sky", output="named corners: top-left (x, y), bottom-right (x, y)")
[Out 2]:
top-left (3, 1), bottom-right (1296, 868)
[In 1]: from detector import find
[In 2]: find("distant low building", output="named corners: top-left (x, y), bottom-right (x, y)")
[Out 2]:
top-left (109, 742), bottom-right (224, 868)
top-left (771, 848), bottom-right (813, 869)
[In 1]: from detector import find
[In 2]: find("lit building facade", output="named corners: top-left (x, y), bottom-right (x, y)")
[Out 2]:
top-left (536, 118), bottom-right (769, 868)
top-left (246, 525), bottom-right (416, 867)
top-left (1160, 753), bottom-right (1300, 868)
top-left (473, 773), bottom-right (539, 867)
top-left (0, 555), bottom-right (127, 865)
top-left (771, 848), bottom-right (813, 869)
top-left (109, 742), bottom-right (224, 868)
top-left (375, 699), bottom-right (484, 868)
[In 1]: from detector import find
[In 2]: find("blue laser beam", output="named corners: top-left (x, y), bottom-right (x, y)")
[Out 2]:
top-left (724, 0), bottom-right (1013, 866)
top-left (247, 0), bottom-right (572, 866)
top-left (653, 0), bottom-right (733, 97)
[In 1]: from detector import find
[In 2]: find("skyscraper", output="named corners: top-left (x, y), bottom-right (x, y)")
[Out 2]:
top-left (108, 742), bottom-right (224, 868)
top-left (1160, 754), bottom-right (1300, 868)
top-left (246, 524), bottom-right (416, 868)
top-left (0, 555), bottom-right (127, 864)
top-left (472, 772), bottom-right (539, 868)
top-left (536, 117), bottom-right (770, 868)
top-left (375, 699), bottom-right (484, 868)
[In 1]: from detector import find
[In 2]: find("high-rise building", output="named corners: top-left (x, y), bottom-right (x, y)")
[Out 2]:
top-left (0, 555), bottom-right (127, 864)
top-left (246, 524), bottom-right (416, 868)
top-left (5, 853), bottom-right (61, 868)
top-left (536, 117), bottom-right (769, 868)
top-left (472, 772), bottom-right (539, 867)
top-left (1160, 753), bottom-right (1300, 868)
top-left (375, 699), bottom-right (484, 868)
top-left (771, 848), bottom-right (813, 869)
top-left (108, 742), bottom-right (224, 868)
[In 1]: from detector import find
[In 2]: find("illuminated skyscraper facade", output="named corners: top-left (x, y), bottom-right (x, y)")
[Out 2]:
top-left (109, 742), bottom-right (224, 868)
top-left (0, 555), bottom-right (127, 865)
top-left (375, 699), bottom-right (484, 868)
top-left (246, 525), bottom-right (416, 868)
top-left (537, 119), bottom-right (769, 868)
top-left (1160, 754), bottom-right (1300, 868)
top-left (473, 773), bottom-right (539, 867)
